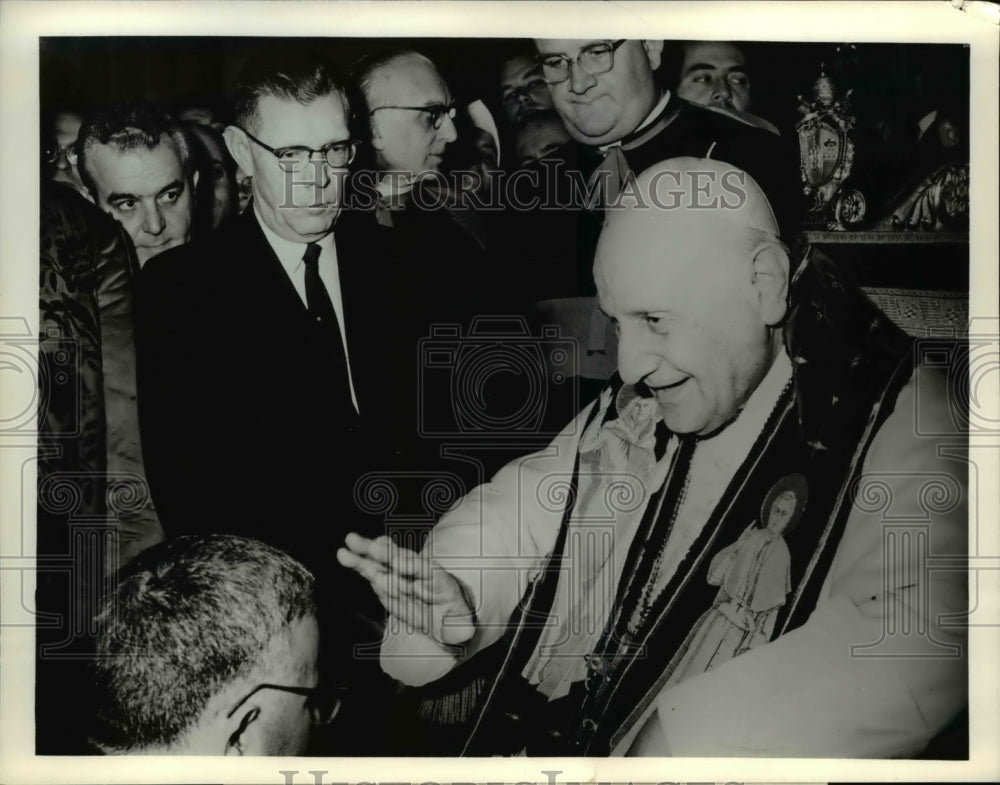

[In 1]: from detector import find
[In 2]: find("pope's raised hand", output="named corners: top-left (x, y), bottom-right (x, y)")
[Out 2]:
top-left (336, 532), bottom-right (476, 646)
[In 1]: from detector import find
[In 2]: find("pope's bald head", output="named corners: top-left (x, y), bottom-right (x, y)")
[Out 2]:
top-left (596, 157), bottom-right (785, 291)
top-left (595, 158), bottom-right (790, 435)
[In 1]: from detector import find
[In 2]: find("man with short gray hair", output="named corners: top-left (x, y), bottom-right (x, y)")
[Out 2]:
top-left (77, 102), bottom-right (198, 267)
top-left (89, 535), bottom-right (332, 755)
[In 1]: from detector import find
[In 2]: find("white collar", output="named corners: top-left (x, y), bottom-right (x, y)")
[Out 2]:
top-left (375, 173), bottom-right (415, 200)
top-left (599, 89), bottom-right (672, 152)
top-left (254, 205), bottom-right (336, 275)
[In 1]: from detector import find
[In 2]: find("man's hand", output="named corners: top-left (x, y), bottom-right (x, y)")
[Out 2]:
top-left (336, 533), bottom-right (476, 646)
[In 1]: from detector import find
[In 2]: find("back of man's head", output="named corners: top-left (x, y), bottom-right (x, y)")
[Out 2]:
top-left (90, 535), bottom-right (316, 754)
top-left (77, 101), bottom-right (195, 197)
top-left (233, 46), bottom-right (348, 135)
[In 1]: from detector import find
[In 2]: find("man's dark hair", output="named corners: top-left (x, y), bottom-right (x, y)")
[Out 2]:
top-left (89, 535), bottom-right (316, 752)
top-left (76, 101), bottom-right (195, 198)
top-left (232, 46), bottom-right (349, 134)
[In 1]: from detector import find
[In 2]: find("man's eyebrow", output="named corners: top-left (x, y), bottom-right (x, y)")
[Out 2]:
top-left (106, 191), bottom-right (139, 203)
top-left (684, 62), bottom-right (748, 75)
top-left (156, 179), bottom-right (184, 197)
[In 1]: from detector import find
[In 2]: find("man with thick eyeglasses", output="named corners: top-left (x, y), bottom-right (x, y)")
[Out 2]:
top-left (43, 107), bottom-right (88, 197)
top-left (498, 39), bottom-right (798, 306)
top-left (136, 48), bottom-right (389, 700)
top-left (355, 50), bottom-right (459, 194)
top-left (345, 49), bottom-right (504, 496)
top-left (88, 535), bottom-right (328, 755)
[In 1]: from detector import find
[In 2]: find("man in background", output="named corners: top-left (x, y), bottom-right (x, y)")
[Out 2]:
top-left (43, 108), bottom-right (88, 197)
top-left (355, 50), bottom-right (460, 202)
top-left (77, 102), bottom-right (198, 267)
top-left (675, 41), bottom-right (754, 114)
top-left (499, 47), bottom-right (553, 126)
top-left (514, 109), bottom-right (570, 167)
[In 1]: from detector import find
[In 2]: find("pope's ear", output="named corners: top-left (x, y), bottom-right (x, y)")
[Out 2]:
top-left (751, 241), bottom-right (790, 327)
top-left (223, 126), bottom-right (254, 177)
top-left (642, 40), bottom-right (664, 72)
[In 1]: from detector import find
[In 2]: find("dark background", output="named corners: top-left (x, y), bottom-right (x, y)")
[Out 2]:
top-left (40, 37), bottom-right (970, 139)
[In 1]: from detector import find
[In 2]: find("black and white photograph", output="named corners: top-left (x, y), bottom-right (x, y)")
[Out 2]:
top-left (1, 1), bottom-right (997, 783)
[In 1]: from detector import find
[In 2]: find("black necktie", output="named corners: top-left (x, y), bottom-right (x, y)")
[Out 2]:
top-left (302, 243), bottom-right (353, 406)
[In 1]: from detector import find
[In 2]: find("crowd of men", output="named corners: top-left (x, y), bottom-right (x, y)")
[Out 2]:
top-left (38, 38), bottom-right (967, 758)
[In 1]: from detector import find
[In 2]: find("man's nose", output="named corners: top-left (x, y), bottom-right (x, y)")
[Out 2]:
top-left (437, 112), bottom-right (458, 144)
top-left (302, 159), bottom-right (335, 189)
top-left (567, 60), bottom-right (597, 95)
top-left (54, 150), bottom-right (72, 171)
top-left (141, 204), bottom-right (165, 236)
top-left (616, 324), bottom-right (659, 385)
top-left (712, 78), bottom-right (733, 105)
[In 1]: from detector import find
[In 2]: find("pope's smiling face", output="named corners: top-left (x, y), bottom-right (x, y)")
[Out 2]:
top-left (595, 220), bottom-right (778, 436)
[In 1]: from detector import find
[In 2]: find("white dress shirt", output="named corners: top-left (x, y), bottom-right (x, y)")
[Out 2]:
top-left (255, 208), bottom-right (359, 412)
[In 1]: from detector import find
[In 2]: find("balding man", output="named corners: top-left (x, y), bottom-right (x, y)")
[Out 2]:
top-left (354, 50), bottom-right (458, 201)
top-left (340, 158), bottom-right (967, 757)
top-left (348, 50), bottom-right (501, 482)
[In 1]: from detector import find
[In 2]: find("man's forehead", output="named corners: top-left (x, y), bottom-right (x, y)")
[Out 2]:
top-left (597, 211), bottom-right (750, 298)
top-left (501, 55), bottom-right (540, 86)
top-left (90, 139), bottom-right (183, 191)
top-left (53, 112), bottom-right (82, 137)
top-left (682, 42), bottom-right (747, 71)
top-left (254, 93), bottom-right (348, 142)
top-left (377, 58), bottom-right (449, 104)
top-left (535, 38), bottom-right (615, 55)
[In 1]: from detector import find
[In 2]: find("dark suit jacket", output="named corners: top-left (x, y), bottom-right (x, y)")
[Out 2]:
top-left (137, 208), bottom-right (385, 576)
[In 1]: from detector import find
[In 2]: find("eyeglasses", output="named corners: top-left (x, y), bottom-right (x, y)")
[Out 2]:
top-left (43, 142), bottom-right (78, 165)
top-left (226, 683), bottom-right (346, 726)
top-left (237, 127), bottom-right (358, 172)
top-left (369, 103), bottom-right (457, 131)
top-left (538, 40), bottom-right (628, 85)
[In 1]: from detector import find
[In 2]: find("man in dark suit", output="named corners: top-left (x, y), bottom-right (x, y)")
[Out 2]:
top-left (137, 46), bottom-right (379, 593)
top-left (137, 49), bottom-right (398, 753)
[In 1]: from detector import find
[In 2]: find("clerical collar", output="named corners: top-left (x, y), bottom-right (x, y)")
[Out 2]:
top-left (598, 89), bottom-right (672, 152)
top-left (375, 172), bottom-right (415, 202)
